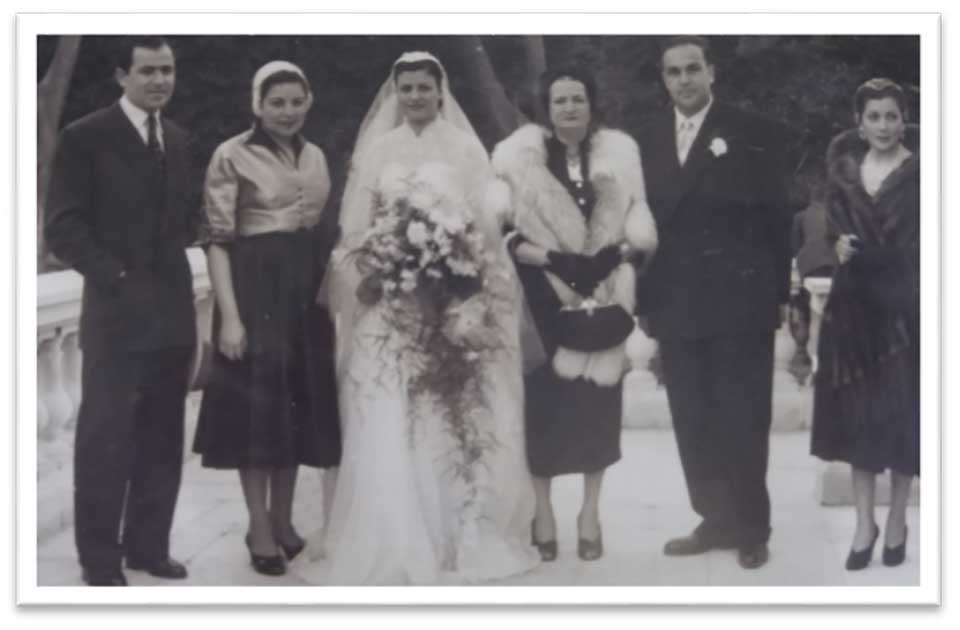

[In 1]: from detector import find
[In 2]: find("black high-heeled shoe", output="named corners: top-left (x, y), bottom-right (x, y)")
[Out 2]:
top-left (245, 534), bottom-right (286, 576)
top-left (845, 523), bottom-right (880, 571)
top-left (882, 526), bottom-right (908, 567)
top-left (531, 521), bottom-right (557, 562)
top-left (578, 529), bottom-right (604, 561)
top-left (279, 537), bottom-right (306, 562)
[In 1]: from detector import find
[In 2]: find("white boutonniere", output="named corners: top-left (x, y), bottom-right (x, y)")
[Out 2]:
top-left (709, 137), bottom-right (728, 158)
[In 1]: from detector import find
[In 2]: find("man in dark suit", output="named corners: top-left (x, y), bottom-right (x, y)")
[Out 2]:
top-left (636, 36), bottom-right (791, 569)
top-left (45, 36), bottom-right (199, 586)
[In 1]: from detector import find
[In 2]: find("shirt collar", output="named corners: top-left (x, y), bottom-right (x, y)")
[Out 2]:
top-left (119, 94), bottom-right (159, 131)
top-left (674, 97), bottom-right (713, 134)
top-left (246, 122), bottom-right (305, 158)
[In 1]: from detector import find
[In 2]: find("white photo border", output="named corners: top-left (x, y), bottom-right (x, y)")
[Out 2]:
top-left (15, 11), bottom-right (941, 606)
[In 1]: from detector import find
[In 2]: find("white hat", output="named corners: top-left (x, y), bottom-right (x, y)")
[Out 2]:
top-left (251, 60), bottom-right (311, 116)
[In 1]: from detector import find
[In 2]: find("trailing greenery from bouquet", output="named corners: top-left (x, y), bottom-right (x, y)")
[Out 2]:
top-left (349, 176), bottom-right (511, 512)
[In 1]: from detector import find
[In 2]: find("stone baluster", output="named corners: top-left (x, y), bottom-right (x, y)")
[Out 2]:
top-left (37, 333), bottom-right (73, 442)
top-left (622, 318), bottom-right (671, 429)
top-left (60, 330), bottom-right (82, 429)
top-left (804, 277), bottom-right (833, 376)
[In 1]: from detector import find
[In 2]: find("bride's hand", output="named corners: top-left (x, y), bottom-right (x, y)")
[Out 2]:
top-left (219, 317), bottom-right (247, 361)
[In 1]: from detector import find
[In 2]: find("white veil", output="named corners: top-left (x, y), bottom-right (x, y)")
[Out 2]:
top-left (349, 51), bottom-right (480, 168)
top-left (339, 51), bottom-right (483, 238)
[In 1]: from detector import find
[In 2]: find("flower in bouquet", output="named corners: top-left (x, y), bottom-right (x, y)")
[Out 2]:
top-left (441, 294), bottom-right (494, 347)
top-left (406, 220), bottom-right (430, 248)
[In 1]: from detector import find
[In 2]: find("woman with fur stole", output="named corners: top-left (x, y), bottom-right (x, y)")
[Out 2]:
top-left (490, 67), bottom-right (658, 562)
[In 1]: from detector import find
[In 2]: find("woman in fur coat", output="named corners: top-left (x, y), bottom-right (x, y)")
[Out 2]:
top-left (811, 78), bottom-right (920, 571)
top-left (490, 67), bottom-right (658, 562)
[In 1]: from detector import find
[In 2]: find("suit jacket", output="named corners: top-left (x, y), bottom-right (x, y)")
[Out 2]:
top-left (636, 102), bottom-right (791, 340)
top-left (45, 102), bottom-right (199, 353)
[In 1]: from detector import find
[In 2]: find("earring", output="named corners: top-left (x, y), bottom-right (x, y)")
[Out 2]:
top-left (858, 127), bottom-right (866, 140)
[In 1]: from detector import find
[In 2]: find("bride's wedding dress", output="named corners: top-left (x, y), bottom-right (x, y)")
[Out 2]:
top-left (293, 117), bottom-right (539, 585)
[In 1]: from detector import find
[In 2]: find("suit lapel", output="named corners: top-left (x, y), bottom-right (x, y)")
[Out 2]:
top-left (655, 103), bottom-right (726, 225)
top-left (159, 119), bottom-right (184, 233)
top-left (105, 103), bottom-right (162, 180)
top-left (647, 110), bottom-right (685, 224)
top-left (679, 103), bottom-right (721, 180)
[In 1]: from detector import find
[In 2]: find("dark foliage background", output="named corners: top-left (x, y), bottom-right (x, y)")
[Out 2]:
top-left (37, 34), bottom-right (920, 246)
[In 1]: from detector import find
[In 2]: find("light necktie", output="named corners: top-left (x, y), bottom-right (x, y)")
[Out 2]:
top-left (677, 119), bottom-right (695, 166)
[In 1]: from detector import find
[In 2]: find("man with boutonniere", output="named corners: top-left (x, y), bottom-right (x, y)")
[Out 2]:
top-left (635, 35), bottom-right (792, 570)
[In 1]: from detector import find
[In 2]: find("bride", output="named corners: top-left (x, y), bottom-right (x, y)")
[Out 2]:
top-left (294, 52), bottom-right (540, 585)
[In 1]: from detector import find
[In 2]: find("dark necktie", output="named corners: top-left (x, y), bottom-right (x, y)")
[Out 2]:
top-left (146, 113), bottom-right (165, 167)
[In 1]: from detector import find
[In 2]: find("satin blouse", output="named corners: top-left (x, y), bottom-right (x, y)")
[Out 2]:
top-left (204, 125), bottom-right (331, 243)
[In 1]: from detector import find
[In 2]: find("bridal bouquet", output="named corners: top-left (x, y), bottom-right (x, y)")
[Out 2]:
top-left (353, 193), bottom-right (487, 316)
top-left (351, 168), bottom-right (509, 497)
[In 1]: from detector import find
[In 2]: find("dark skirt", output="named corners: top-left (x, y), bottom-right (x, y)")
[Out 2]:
top-left (194, 230), bottom-right (341, 469)
top-left (811, 321), bottom-right (920, 477)
top-left (525, 364), bottom-right (622, 477)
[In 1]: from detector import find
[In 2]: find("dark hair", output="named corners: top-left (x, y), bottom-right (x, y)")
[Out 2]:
top-left (258, 69), bottom-right (310, 105)
top-left (854, 77), bottom-right (908, 120)
top-left (114, 36), bottom-right (172, 72)
top-left (538, 66), bottom-right (599, 125)
top-left (392, 58), bottom-right (445, 90)
top-left (658, 35), bottom-right (712, 67)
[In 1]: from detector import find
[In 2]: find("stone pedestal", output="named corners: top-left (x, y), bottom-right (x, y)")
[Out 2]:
top-left (622, 368), bottom-right (671, 429)
top-left (621, 323), bottom-right (812, 432)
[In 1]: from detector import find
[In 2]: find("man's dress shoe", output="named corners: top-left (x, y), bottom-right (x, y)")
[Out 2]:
top-left (126, 556), bottom-right (188, 579)
top-left (82, 568), bottom-right (128, 586)
top-left (663, 532), bottom-right (736, 556)
top-left (737, 542), bottom-right (770, 569)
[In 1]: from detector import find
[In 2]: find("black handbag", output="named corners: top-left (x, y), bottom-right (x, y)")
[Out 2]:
top-left (554, 303), bottom-right (634, 352)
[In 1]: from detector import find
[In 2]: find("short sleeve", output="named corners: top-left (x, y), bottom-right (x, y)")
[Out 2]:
top-left (203, 143), bottom-right (240, 244)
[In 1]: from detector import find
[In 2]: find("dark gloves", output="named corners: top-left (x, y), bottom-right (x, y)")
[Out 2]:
top-left (547, 245), bottom-right (625, 296)
top-left (591, 245), bottom-right (623, 280)
top-left (546, 251), bottom-right (600, 296)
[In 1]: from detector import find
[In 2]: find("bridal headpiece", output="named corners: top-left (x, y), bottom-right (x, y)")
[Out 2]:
top-left (392, 50), bottom-right (443, 71)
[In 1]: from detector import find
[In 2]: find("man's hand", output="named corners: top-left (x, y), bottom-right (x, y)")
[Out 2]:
top-left (835, 234), bottom-right (861, 265)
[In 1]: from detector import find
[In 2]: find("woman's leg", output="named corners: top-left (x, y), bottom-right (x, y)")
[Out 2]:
top-left (532, 475), bottom-right (555, 543)
top-left (269, 466), bottom-right (301, 547)
top-left (851, 466), bottom-right (878, 550)
top-left (577, 469), bottom-right (604, 541)
top-left (239, 468), bottom-right (276, 555)
top-left (885, 471), bottom-right (914, 547)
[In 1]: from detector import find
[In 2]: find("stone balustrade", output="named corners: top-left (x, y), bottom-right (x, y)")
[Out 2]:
top-left (622, 265), bottom-right (819, 431)
top-left (36, 259), bottom-right (908, 543)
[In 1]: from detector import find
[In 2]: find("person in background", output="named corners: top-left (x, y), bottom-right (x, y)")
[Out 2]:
top-left (787, 180), bottom-right (839, 384)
